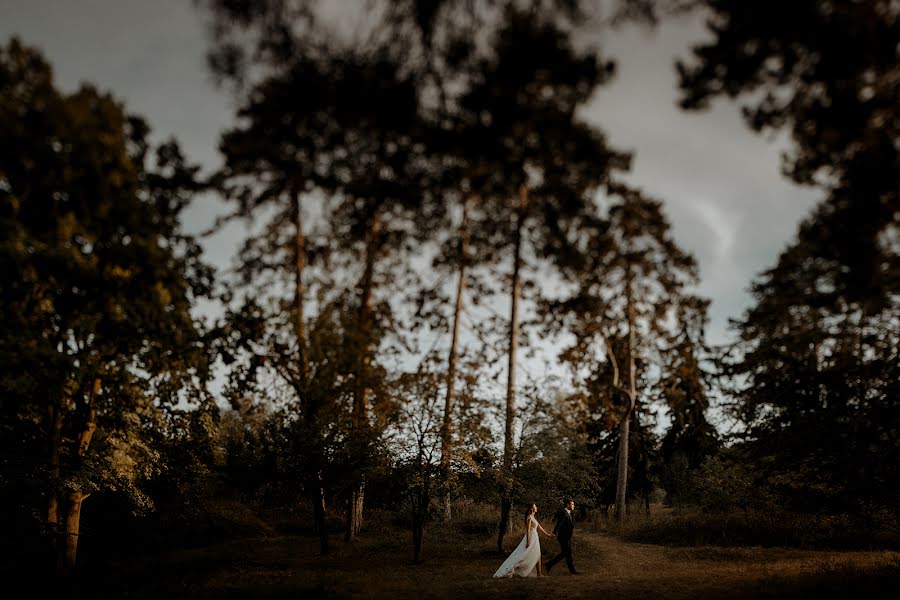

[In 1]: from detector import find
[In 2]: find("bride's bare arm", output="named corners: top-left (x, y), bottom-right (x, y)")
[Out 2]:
top-left (526, 517), bottom-right (533, 547)
top-left (537, 521), bottom-right (554, 537)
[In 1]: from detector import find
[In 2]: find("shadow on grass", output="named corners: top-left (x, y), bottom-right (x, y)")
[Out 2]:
top-left (618, 508), bottom-right (900, 551)
top-left (753, 558), bottom-right (900, 599)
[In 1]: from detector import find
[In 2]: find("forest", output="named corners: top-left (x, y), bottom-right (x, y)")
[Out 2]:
top-left (1, 0), bottom-right (897, 598)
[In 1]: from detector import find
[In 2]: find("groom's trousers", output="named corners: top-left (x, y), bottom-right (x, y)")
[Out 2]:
top-left (546, 537), bottom-right (575, 573)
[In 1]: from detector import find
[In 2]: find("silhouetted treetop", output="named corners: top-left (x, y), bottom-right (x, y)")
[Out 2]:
top-left (677, 0), bottom-right (899, 310)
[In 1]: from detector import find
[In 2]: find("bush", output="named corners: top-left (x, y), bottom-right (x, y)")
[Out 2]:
top-left (621, 506), bottom-right (900, 550)
top-left (136, 498), bottom-right (275, 551)
top-left (452, 499), bottom-right (500, 535)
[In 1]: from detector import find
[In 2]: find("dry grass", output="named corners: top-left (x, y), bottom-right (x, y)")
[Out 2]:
top-left (77, 515), bottom-right (900, 599)
top-left (614, 504), bottom-right (900, 550)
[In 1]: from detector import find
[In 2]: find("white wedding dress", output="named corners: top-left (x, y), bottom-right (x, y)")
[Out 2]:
top-left (493, 517), bottom-right (542, 578)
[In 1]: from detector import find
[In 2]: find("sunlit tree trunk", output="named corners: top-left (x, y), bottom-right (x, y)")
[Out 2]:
top-left (46, 392), bottom-right (64, 570)
top-left (62, 489), bottom-right (89, 572)
top-left (60, 376), bottom-right (99, 572)
top-left (347, 213), bottom-right (380, 542)
top-left (441, 197), bottom-right (469, 522)
top-left (497, 184), bottom-right (526, 553)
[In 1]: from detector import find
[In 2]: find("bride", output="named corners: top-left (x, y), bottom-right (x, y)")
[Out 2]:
top-left (493, 503), bottom-right (555, 578)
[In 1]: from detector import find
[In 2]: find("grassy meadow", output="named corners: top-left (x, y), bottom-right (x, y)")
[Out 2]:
top-left (60, 501), bottom-right (900, 599)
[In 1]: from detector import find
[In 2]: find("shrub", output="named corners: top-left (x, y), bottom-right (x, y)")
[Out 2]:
top-left (452, 499), bottom-right (499, 535)
top-left (621, 506), bottom-right (900, 549)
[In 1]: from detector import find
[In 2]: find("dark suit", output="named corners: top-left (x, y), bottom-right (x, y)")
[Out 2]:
top-left (547, 507), bottom-right (576, 573)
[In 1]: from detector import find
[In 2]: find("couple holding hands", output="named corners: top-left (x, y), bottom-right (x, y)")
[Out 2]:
top-left (493, 497), bottom-right (581, 578)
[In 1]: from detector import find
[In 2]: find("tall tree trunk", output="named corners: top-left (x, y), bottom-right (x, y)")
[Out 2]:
top-left (496, 498), bottom-right (513, 554)
top-left (412, 461), bottom-right (430, 563)
top-left (46, 394), bottom-right (64, 562)
top-left (60, 376), bottom-right (99, 572)
top-left (497, 184), bottom-right (527, 553)
top-left (293, 190), bottom-right (308, 381)
top-left (615, 405), bottom-right (630, 522)
top-left (62, 489), bottom-right (89, 572)
top-left (309, 467), bottom-right (329, 555)
top-left (347, 213), bottom-right (380, 542)
top-left (615, 272), bottom-right (637, 524)
top-left (346, 485), bottom-right (365, 542)
top-left (293, 191), bottom-right (329, 553)
top-left (441, 197), bottom-right (469, 522)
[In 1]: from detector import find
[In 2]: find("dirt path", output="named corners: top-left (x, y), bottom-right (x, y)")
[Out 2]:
top-left (544, 531), bottom-right (896, 598)
top-left (95, 529), bottom-right (900, 599)
top-left (470, 531), bottom-right (899, 600)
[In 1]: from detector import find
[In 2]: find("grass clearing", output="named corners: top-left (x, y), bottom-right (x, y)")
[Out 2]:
top-left (73, 515), bottom-right (900, 599)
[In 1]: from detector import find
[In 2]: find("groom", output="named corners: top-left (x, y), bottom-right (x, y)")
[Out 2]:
top-left (546, 497), bottom-right (581, 575)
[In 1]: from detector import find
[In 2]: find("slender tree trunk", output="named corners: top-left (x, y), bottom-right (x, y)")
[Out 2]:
top-left (347, 213), bottom-right (380, 542)
top-left (615, 406), bottom-right (630, 522)
top-left (46, 395), bottom-right (64, 563)
top-left (412, 515), bottom-right (424, 563)
top-left (47, 398), bottom-right (64, 520)
top-left (309, 467), bottom-right (329, 555)
top-left (441, 197), bottom-right (469, 522)
top-left (59, 376), bottom-right (99, 572)
top-left (412, 461), bottom-right (430, 563)
top-left (293, 191), bottom-right (330, 553)
top-left (62, 489), bottom-right (89, 572)
top-left (496, 498), bottom-right (513, 554)
top-left (303, 433), bottom-right (330, 555)
top-left (615, 273), bottom-right (637, 524)
top-left (76, 378), bottom-right (99, 458)
top-left (292, 192), bottom-right (333, 554)
top-left (293, 190), bottom-right (308, 380)
top-left (497, 184), bottom-right (527, 553)
top-left (346, 485), bottom-right (365, 542)
top-left (47, 406), bottom-right (62, 523)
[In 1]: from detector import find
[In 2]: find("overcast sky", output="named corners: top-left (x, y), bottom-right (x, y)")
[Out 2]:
top-left (1, 0), bottom-right (822, 402)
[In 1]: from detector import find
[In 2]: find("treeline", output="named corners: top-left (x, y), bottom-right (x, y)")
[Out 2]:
top-left (0, 0), bottom-right (897, 578)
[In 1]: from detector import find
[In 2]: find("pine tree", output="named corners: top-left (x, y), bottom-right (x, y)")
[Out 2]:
top-left (677, 0), bottom-right (898, 307)
top-left (676, 0), bottom-right (899, 517)
top-left (657, 296), bottom-right (719, 506)
top-left (448, 10), bottom-right (628, 551)
top-left (549, 187), bottom-right (701, 522)
top-left (728, 203), bottom-right (899, 514)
